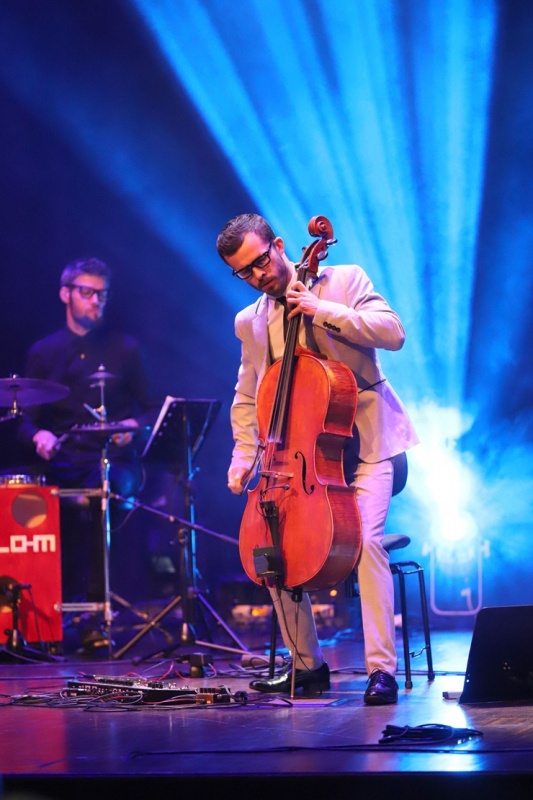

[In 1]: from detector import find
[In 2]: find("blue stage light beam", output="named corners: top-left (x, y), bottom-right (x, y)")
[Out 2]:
top-left (5, 0), bottom-right (525, 609)
top-left (132, 0), bottom-right (497, 402)
top-left (132, 0), bottom-right (499, 573)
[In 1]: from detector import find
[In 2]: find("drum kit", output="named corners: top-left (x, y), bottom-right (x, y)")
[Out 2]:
top-left (0, 371), bottom-right (246, 663)
top-left (0, 369), bottom-right (139, 660)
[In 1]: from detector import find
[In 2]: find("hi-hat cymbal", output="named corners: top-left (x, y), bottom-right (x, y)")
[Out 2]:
top-left (0, 377), bottom-right (70, 407)
top-left (88, 369), bottom-right (116, 380)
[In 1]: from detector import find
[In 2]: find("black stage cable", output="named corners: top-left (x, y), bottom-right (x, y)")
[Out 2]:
top-left (6, 687), bottom-right (250, 711)
top-left (379, 723), bottom-right (483, 745)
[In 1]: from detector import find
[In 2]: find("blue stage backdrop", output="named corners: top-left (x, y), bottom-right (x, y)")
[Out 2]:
top-left (0, 0), bottom-right (532, 619)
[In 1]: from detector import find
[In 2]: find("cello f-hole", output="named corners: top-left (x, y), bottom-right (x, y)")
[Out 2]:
top-left (295, 451), bottom-right (314, 495)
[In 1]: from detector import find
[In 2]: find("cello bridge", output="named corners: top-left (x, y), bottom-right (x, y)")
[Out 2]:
top-left (259, 470), bottom-right (294, 479)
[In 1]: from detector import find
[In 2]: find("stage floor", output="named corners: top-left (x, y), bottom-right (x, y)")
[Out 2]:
top-left (1, 607), bottom-right (533, 800)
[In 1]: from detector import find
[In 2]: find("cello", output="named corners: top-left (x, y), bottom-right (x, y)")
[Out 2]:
top-left (238, 215), bottom-right (362, 592)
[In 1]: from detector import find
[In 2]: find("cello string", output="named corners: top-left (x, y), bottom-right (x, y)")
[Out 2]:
top-left (265, 252), bottom-right (310, 448)
top-left (267, 313), bottom-right (300, 445)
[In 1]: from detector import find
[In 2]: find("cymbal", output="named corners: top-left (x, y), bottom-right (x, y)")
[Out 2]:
top-left (0, 377), bottom-right (70, 407)
top-left (88, 369), bottom-right (116, 380)
top-left (72, 422), bottom-right (139, 436)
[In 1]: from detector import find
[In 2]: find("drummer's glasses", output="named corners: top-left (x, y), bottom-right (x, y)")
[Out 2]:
top-left (67, 284), bottom-right (110, 303)
top-left (232, 240), bottom-right (273, 280)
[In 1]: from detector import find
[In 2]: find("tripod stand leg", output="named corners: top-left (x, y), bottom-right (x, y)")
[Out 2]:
top-left (111, 594), bottom-right (183, 660)
top-left (113, 590), bottom-right (252, 661)
top-left (137, 631), bottom-right (250, 663)
top-left (110, 592), bottom-right (175, 643)
top-left (196, 592), bottom-right (249, 652)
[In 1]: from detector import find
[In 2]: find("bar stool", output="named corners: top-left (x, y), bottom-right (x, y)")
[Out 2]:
top-left (384, 532), bottom-right (435, 689)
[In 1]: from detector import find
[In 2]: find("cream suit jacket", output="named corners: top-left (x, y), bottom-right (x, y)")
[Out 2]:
top-left (230, 263), bottom-right (419, 472)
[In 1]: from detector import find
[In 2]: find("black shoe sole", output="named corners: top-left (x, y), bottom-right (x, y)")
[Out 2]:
top-left (250, 668), bottom-right (330, 695)
top-left (363, 694), bottom-right (398, 705)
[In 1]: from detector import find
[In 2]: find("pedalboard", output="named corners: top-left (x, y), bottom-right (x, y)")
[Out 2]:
top-left (65, 674), bottom-right (232, 704)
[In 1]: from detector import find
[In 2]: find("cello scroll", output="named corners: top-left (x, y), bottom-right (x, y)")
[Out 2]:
top-left (296, 215), bottom-right (337, 286)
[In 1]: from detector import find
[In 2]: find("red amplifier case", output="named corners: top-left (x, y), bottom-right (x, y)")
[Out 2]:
top-left (0, 484), bottom-right (63, 643)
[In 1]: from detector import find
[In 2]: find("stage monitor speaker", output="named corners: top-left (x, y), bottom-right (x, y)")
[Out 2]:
top-left (459, 605), bottom-right (533, 705)
top-left (0, 483), bottom-right (62, 643)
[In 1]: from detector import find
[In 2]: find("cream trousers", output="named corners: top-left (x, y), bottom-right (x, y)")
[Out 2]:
top-left (268, 457), bottom-right (397, 675)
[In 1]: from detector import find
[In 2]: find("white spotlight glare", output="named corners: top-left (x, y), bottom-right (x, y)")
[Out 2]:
top-left (431, 510), bottom-right (478, 545)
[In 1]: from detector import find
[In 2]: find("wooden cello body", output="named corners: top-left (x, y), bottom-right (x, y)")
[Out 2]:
top-left (238, 216), bottom-right (362, 592)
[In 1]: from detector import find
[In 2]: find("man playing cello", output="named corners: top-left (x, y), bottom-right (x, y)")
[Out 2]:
top-left (217, 213), bottom-right (418, 705)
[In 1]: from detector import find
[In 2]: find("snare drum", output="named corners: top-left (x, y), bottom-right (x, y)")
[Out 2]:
top-left (0, 474), bottom-right (46, 487)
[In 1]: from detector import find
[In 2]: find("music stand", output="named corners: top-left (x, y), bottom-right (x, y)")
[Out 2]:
top-left (111, 397), bottom-right (250, 660)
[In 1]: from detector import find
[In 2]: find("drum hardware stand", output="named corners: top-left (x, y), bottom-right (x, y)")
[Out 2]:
top-left (99, 436), bottom-right (112, 651)
top-left (59, 444), bottom-right (167, 652)
top-left (0, 580), bottom-right (64, 663)
top-left (110, 396), bottom-right (250, 662)
top-left (57, 483), bottom-right (175, 646)
top-left (56, 446), bottom-right (115, 653)
top-left (87, 364), bottom-right (110, 423)
top-left (80, 363), bottom-right (112, 649)
top-left (57, 365), bottom-right (140, 655)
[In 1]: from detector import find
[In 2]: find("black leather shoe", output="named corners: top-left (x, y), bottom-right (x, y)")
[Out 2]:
top-left (364, 669), bottom-right (398, 705)
top-left (250, 662), bottom-right (330, 695)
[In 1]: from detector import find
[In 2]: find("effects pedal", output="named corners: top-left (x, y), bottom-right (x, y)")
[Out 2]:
top-left (65, 674), bottom-right (232, 704)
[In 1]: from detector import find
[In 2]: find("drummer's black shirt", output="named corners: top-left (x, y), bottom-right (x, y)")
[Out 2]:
top-left (18, 325), bottom-right (156, 472)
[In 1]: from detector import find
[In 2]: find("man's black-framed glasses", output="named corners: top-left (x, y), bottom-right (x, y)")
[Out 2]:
top-left (232, 240), bottom-right (274, 280)
top-left (66, 284), bottom-right (110, 302)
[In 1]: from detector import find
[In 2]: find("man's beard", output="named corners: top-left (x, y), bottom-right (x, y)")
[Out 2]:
top-left (77, 311), bottom-right (104, 331)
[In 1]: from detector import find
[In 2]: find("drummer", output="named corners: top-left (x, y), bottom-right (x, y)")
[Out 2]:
top-left (18, 257), bottom-right (156, 651)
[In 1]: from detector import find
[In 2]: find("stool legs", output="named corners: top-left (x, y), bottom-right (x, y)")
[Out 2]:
top-left (391, 560), bottom-right (435, 688)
